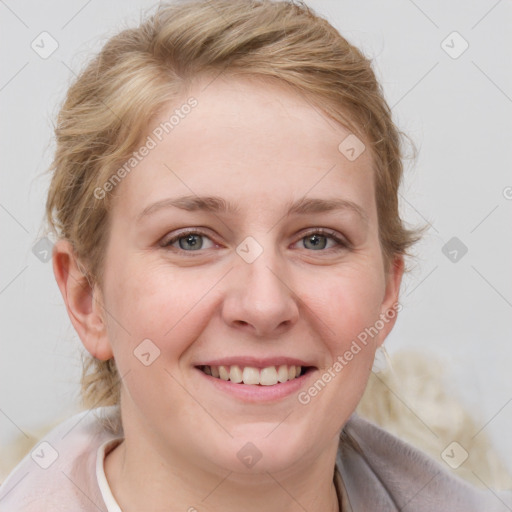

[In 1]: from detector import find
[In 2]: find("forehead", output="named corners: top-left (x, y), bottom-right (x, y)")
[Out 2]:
top-left (110, 75), bottom-right (376, 222)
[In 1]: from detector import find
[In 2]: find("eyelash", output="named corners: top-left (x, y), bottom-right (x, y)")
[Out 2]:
top-left (160, 228), bottom-right (349, 254)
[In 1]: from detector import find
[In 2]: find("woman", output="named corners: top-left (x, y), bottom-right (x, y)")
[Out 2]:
top-left (1, 0), bottom-right (510, 510)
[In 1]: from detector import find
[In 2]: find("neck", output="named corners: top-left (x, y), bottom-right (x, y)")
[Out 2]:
top-left (104, 431), bottom-right (341, 512)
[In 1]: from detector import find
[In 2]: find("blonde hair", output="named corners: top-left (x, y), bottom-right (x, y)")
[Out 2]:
top-left (45, 0), bottom-right (421, 419)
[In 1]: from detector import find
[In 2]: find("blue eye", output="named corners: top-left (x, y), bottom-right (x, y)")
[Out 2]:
top-left (161, 228), bottom-right (348, 254)
top-left (298, 229), bottom-right (348, 252)
top-left (162, 231), bottom-right (215, 251)
top-left (302, 233), bottom-right (333, 250)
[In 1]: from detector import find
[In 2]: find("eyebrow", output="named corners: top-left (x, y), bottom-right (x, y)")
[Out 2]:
top-left (137, 194), bottom-right (368, 223)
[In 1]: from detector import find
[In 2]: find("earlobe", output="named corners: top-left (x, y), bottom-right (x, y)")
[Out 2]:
top-left (376, 254), bottom-right (405, 346)
top-left (385, 254), bottom-right (405, 308)
top-left (52, 240), bottom-right (113, 361)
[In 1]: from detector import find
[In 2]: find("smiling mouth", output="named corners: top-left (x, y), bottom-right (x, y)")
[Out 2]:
top-left (197, 364), bottom-right (312, 386)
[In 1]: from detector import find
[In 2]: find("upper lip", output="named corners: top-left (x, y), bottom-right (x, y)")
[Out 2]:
top-left (194, 357), bottom-right (315, 369)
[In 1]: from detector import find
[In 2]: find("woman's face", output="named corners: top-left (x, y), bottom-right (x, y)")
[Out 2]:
top-left (95, 75), bottom-right (403, 474)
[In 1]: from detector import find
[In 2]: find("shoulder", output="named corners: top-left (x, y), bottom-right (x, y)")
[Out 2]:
top-left (336, 414), bottom-right (512, 512)
top-left (0, 406), bottom-right (122, 511)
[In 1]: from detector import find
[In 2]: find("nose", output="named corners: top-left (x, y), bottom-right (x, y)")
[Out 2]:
top-left (221, 249), bottom-right (300, 338)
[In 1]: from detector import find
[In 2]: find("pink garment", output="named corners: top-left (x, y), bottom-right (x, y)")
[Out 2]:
top-left (0, 408), bottom-right (121, 511)
top-left (0, 406), bottom-right (510, 511)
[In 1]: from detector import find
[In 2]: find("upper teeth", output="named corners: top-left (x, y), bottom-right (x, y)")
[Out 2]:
top-left (202, 365), bottom-right (302, 386)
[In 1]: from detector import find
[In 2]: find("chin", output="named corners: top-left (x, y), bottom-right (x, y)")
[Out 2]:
top-left (204, 424), bottom-right (313, 475)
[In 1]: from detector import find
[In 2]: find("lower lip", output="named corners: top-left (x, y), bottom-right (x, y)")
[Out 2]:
top-left (195, 367), bottom-right (315, 403)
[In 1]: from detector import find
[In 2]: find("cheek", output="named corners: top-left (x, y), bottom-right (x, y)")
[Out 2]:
top-left (288, 267), bottom-right (385, 440)
top-left (305, 265), bottom-right (386, 347)
top-left (101, 263), bottom-right (220, 417)
top-left (104, 261), bottom-right (218, 357)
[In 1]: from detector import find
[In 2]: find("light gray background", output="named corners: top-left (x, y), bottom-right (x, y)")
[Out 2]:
top-left (1, 0), bottom-right (511, 474)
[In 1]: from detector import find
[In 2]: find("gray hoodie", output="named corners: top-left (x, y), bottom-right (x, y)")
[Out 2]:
top-left (0, 407), bottom-right (510, 511)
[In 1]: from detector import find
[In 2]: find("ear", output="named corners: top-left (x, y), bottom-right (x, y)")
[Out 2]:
top-left (52, 240), bottom-right (113, 361)
top-left (376, 254), bottom-right (405, 347)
